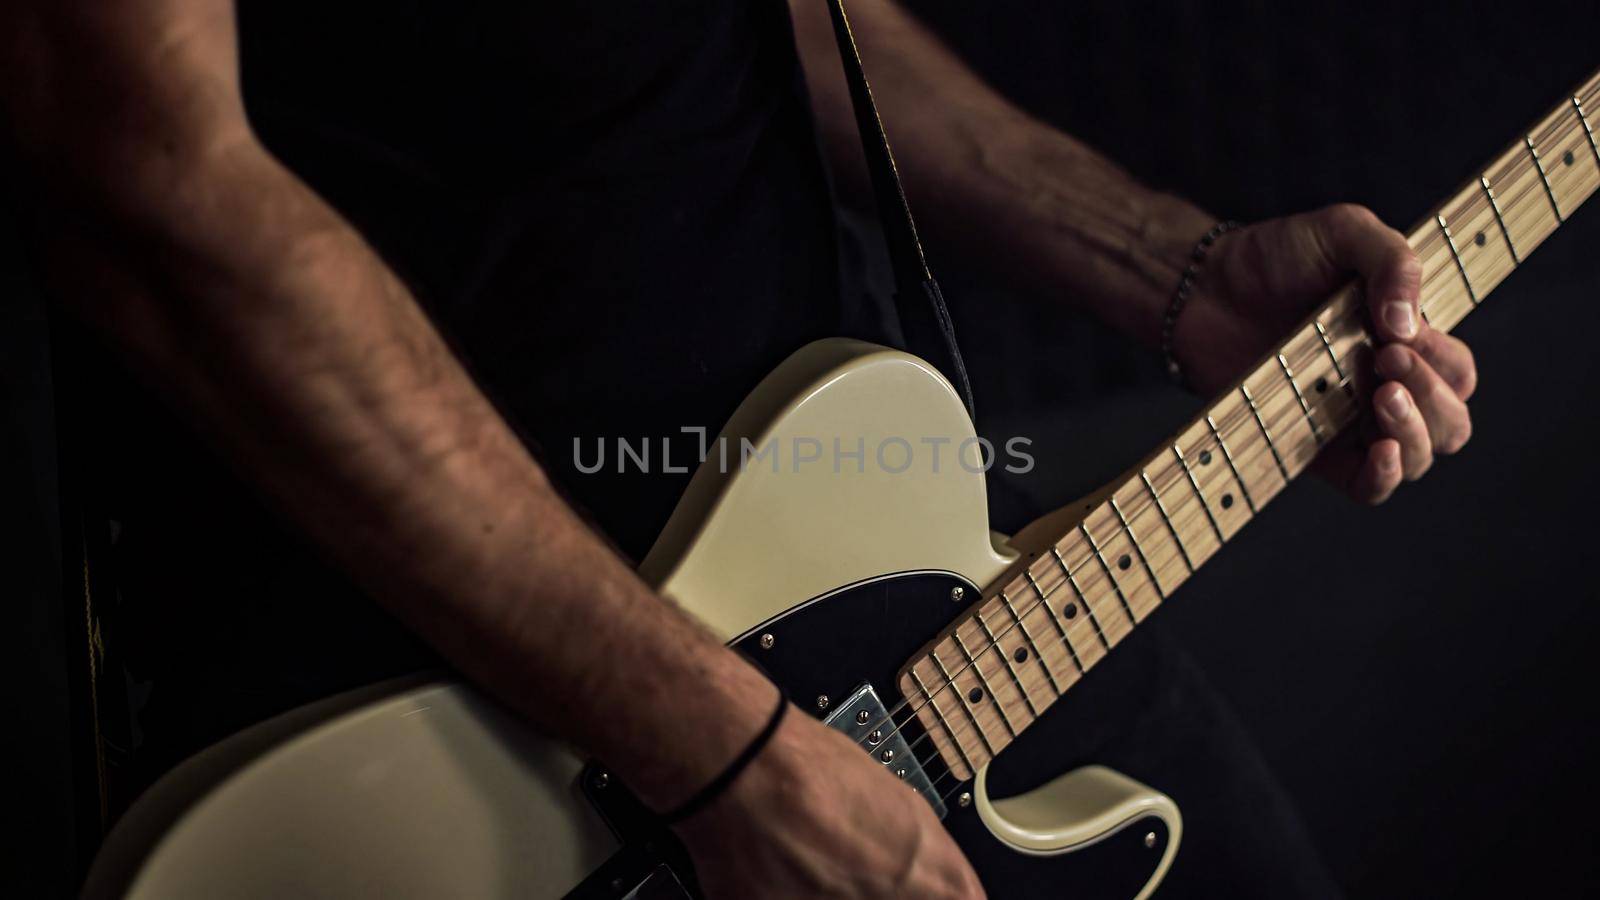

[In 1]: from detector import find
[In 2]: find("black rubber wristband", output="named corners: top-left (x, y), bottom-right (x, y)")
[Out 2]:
top-left (661, 692), bottom-right (790, 824)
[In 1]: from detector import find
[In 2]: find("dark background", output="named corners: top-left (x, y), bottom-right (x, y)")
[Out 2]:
top-left (7, 1), bottom-right (1599, 896)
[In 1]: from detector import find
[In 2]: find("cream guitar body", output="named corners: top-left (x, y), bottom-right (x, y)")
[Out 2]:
top-left (84, 340), bottom-right (1181, 900)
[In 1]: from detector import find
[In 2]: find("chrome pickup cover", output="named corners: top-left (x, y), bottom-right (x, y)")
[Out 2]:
top-left (821, 682), bottom-right (948, 819)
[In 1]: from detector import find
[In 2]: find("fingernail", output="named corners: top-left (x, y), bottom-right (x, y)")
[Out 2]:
top-left (1376, 345), bottom-right (1412, 379)
top-left (1382, 388), bottom-right (1412, 421)
top-left (1384, 302), bottom-right (1418, 340)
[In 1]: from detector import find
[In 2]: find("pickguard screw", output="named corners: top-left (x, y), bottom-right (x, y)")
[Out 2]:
top-left (958, 791), bottom-right (972, 808)
top-left (855, 710), bottom-right (871, 725)
top-left (880, 749), bottom-right (895, 763)
top-left (815, 694), bottom-right (830, 711)
top-left (867, 729), bottom-right (882, 745)
top-left (1144, 831), bottom-right (1157, 849)
top-left (950, 586), bottom-right (965, 603)
top-left (759, 633), bottom-right (775, 650)
top-left (593, 771), bottom-right (610, 790)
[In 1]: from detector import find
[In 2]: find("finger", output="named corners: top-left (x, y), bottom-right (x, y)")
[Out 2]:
top-left (1309, 204), bottom-right (1422, 343)
top-left (1373, 381), bottom-right (1433, 479)
top-left (1376, 344), bottom-right (1472, 455)
top-left (1345, 438), bottom-right (1404, 504)
top-left (1412, 327), bottom-right (1478, 400)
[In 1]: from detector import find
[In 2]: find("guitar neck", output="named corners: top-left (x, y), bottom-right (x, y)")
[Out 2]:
top-left (900, 68), bottom-right (1600, 783)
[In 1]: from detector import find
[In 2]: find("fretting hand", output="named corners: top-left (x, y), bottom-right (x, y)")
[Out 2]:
top-left (1172, 204), bottom-right (1478, 504)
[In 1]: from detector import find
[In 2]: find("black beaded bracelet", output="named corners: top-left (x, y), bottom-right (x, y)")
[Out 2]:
top-left (661, 691), bottom-right (790, 824)
top-left (1160, 220), bottom-right (1243, 385)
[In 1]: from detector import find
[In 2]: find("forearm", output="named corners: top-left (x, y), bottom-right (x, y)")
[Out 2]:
top-left (790, 0), bottom-right (1212, 347)
top-left (22, 124), bottom-right (773, 811)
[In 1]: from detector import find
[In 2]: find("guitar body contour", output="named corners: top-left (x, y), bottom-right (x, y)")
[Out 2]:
top-left (84, 339), bottom-right (1181, 899)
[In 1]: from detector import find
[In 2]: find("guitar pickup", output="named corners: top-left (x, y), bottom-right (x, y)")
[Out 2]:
top-left (821, 683), bottom-right (947, 819)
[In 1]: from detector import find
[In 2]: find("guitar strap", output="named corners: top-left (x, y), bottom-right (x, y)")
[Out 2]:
top-left (822, 0), bottom-right (978, 421)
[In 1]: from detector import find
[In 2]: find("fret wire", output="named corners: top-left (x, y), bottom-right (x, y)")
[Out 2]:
top-left (972, 607), bottom-right (1046, 714)
top-left (1495, 181), bottom-right (1560, 258)
top-left (997, 591), bottom-right (1065, 696)
top-left (1479, 175), bottom-right (1521, 264)
top-left (1205, 414), bottom-right (1258, 514)
top-left (909, 667), bottom-right (979, 774)
top-left (1239, 383), bottom-right (1290, 480)
top-left (928, 650), bottom-right (999, 755)
top-left (950, 630), bottom-right (1020, 738)
top-left (1576, 97), bottom-right (1600, 170)
top-left (1434, 214), bottom-right (1479, 306)
top-left (1109, 497), bottom-right (1165, 601)
top-left (909, 121), bottom-right (1597, 768)
top-left (928, 347), bottom-right (1363, 768)
top-left (1049, 547), bottom-right (1114, 647)
top-left (1276, 352), bottom-right (1323, 440)
top-left (1024, 572), bottom-right (1086, 674)
top-left (1525, 136), bottom-right (1565, 223)
top-left (1484, 114), bottom-right (1587, 192)
top-left (1077, 522), bottom-right (1141, 625)
top-left (1139, 470), bottom-right (1195, 573)
top-left (915, 358), bottom-right (1472, 778)
top-left (1224, 336), bottom-right (1340, 450)
top-left (1312, 320), bottom-right (1348, 381)
top-left (1171, 443), bottom-right (1225, 544)
top-left (907, 76), bottom-right (1600, 781)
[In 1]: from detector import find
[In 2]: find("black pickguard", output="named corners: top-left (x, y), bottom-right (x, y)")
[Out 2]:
top-left (570, 572), bottom-right (1168, 899)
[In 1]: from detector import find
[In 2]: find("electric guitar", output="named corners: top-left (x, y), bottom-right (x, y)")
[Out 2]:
top-left (83, 68), bottom-right (1600, 899)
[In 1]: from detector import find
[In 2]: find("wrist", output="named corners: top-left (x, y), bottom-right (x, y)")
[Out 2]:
top-left (1133, 192), bottom-right (1216, 349)
top-left (591, 636), bottom-right (784, 813)
top-left (1160, 220), bottom-right (1245, 386)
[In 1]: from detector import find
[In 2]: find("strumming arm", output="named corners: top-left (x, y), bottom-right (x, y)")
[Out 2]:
top-left (0, 0), bottom-right (778, 813)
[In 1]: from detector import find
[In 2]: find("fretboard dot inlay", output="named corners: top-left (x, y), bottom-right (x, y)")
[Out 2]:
top-left (1063, 603), bottom-right (1078, 619)
top-left (1474, 231), bottom-right (1487, 247)
top-left (1222, 493), bottom-right (1235, 509)
top-left (1199, 450), bottom-right (1213, 466)
top-left (1315, 377), bottom-right (1329, 394)
top-left (1118, 554), bottom-right (1132, 570)
top-left (968, 687), bottom-right (984, 704)
top-left (1013, 646), bottom-right (1028, 663)
top-left (1565, 150), bottom-right (1577, 166)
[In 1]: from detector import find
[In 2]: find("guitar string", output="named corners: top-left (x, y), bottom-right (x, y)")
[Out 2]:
top-left (863, 336), bottom-right (1368, 770)
top-left (887, 81), bottom-right (1600, 798)
top-left (847, 335), bottom-right (1344, 755)
top-left (867, 230), bottom-right (1517, 774)
top-left (853, 266), bottom-right (1487, 766)
top-left (850, 283), bottom-right (1426, 754)
top-left (910, 184), bottom-right (1584, 788)
top-left (903, 374), bottom-right (1368, 785)
top-left (1411, 111), bottom-right (1596, 252)
top-left (918, 389), bottom-right (1377, 806)
top-left (843, 104), bottom-right (1593, 766)
top-left (923, 393), bottom-right (1376, 806)
top-left (854, 311), bottom-right (1408, 761)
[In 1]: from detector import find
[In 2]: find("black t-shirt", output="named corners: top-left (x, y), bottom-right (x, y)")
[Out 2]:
top-left (92, 1), bottom-right (894, 790)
